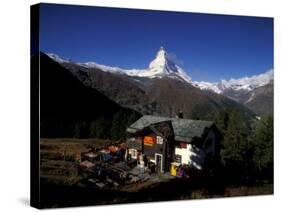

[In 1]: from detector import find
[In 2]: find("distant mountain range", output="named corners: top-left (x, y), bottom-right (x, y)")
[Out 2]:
top-left (46, 47), bottom-right (273, 117)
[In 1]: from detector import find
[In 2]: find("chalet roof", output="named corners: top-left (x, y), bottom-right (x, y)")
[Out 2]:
top-left (126, 115), bottom-right (214, 142)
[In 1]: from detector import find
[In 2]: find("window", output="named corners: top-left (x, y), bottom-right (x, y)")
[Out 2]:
top-left (174, 154), bottom-right (182, 163)
top-left (179, 143), bottom-right (187, 148)
top-left (129, 137), bottom-right (135, 142)
top-left (130, 149), bottom-right (138, 159)
top-left (156, 136), bottom-right (163, 145)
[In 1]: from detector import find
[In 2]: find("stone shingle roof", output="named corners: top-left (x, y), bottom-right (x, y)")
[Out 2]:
top-left (126, 115), bottom-right (214, 142)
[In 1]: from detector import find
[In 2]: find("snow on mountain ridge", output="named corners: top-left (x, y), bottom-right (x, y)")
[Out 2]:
top-left (47, 53), bottom-right (147, 76)
top-left (78, 61), bottom-right (150, 77)
top-left (220, 69), bottom-right (273, 91)
top-left (78, 61), bottom-right (128, 75)
top-left (47, 53), bottom-right (72, 64)
top-left (193, 69), bottom-right (273, 94)
top-left (192, 81), bottom-right (223, 94)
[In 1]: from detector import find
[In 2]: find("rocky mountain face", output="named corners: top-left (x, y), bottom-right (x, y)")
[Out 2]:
top-left (238, 82), bottom-right (273, 116)
top-left (46, 47), bottom-right (273, 117)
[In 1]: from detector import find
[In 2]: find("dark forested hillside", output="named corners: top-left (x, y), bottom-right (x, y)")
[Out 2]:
top-left (144, 77), bottom-right (254, 120)
top-left (35, 52), bottom-right (140, 139)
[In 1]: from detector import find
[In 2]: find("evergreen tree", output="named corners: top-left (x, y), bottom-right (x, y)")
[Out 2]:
top-left (73, 121), bottom-right (88, 138)
top-left (252, 116), bottom-right (273, 174)
top-left (89, 117), bottom-right (110, 139)
top-left (110, 110), bottom-right (140, 141)
top-left (221, 110), bottom-right (249, 164)
top-left (111, 111), bottom-right (123, 140)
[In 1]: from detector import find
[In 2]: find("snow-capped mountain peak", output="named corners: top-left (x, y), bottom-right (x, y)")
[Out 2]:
top-left (148, 46), bottom-right (172, 74)
top-left (143, 47), bottom-right (191, 82)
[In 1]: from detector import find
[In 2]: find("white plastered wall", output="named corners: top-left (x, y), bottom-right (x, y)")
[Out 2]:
top-left (175, 130), bottom-right (216, 170)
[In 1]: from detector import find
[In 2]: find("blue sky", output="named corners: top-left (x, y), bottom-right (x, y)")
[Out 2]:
top-left (39, 3), bottom-right (273, 82)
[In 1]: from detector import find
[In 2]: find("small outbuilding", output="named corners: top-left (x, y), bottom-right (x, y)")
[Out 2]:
top-left (126, 115), bottom-right (221, 173)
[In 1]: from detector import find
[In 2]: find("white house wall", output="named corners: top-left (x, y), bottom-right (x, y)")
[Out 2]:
top-left (175, 145), bottom-right (191, 165)
top-left (175, 145), bottom-right (205, 170)
top-left (175, 131), bottom-right (216, 170)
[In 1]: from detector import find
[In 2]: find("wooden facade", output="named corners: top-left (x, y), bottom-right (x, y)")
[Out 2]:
top-left (127, 121), bottom-right (174, 172)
